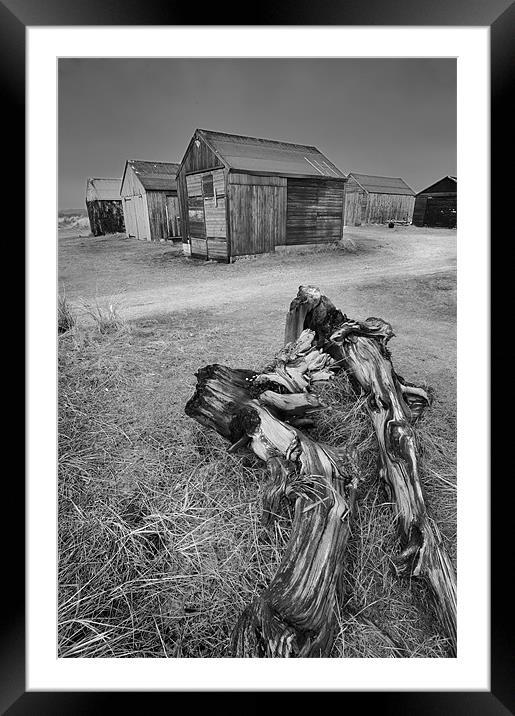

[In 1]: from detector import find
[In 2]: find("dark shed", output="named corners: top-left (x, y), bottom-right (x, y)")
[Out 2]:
top-left (176, 129), bottom-right (347, 262)
top-left (120, 160), bottom-right (181, 242)
top-left (413, 176), bottom-right (457, 228)
top-left (85, 178), bottom-right (125, 236)
top-left (344, 173), bottom-right (415, 226)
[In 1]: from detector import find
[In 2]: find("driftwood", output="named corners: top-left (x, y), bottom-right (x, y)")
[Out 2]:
top-left (185, 287), bottom-right (456, 657)
top-left (185, 331), bottom-right (358, 656)
top-left (285, 285), bottom-right (457, 655)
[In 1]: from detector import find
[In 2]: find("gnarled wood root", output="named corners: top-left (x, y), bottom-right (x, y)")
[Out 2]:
top-left (285, 285), bottom-right (457, 654)
top-left (185, 332), bottom-right (358, 657)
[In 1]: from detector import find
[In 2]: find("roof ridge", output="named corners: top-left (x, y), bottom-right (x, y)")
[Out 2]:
top-left (129, 159), bottom-right (180, 165)
top-left (350, 171), bottom-right (407, 181)
top-left (197, 128), bottom-right (318, 151)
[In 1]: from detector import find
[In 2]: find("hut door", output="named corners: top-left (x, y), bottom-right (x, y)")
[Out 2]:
top-left (186, 174), bottom-right (207, 258)
top-left (134, 194), bottom-right (149, 240)
top-left (166, 195), bottom-right (180, 238)
top-left (124, 197), bottom-right (137, 237)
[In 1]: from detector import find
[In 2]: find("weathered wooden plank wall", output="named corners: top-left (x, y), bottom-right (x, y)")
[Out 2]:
top-left (86, 200), bottom-right (125, 236)
top-left (364, 193), bottom-right (415, 224)
top-left (412, 196), bottom-right (428, 226)
top-left (413, 193), bottom-right (456, 228)
top-left (177, 134), bottom-right (226, 246)
top-left (184, 168), bottom-right (228, 260)
top-left (166, 195), bottom-right (181, 237)
top-left (286, 179), bottom-right (344, 244)
top-left (228, 173), bottom-right (286, 257)
top-left (146, 191), bottom-right (167, 241)
top-left (203, 169), bottom-right (226, 239)
top-left (120, 167), bottom-right (151, 240)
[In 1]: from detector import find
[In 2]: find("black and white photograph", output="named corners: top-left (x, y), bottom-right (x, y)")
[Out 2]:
top-left (57, 56), bottom-right (458, 660)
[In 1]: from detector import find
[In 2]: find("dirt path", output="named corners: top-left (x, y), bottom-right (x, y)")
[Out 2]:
top-left (59, 226), bottom-right (456, 322)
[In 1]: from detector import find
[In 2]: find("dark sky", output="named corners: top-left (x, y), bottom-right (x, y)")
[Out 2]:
top-left (58, 58), bottom-right (456, 209)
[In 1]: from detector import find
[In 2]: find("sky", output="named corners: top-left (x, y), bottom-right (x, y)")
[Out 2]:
top-left (58, 58), bottom-right (456, 209)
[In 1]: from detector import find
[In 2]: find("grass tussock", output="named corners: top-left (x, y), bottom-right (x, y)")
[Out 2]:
top-left (81, 299), bottom-right (129, 335)
top-left (59, 317), bottom-right (456, 658)
top-left (58, 294), bottom-right (76, 335)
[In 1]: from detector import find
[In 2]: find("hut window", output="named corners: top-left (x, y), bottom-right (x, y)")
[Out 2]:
top-left (202, 173), bottom-right (214, 199)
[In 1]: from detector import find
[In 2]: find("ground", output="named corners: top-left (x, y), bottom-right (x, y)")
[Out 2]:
top-left (58, 225), bottom-right (456, 658)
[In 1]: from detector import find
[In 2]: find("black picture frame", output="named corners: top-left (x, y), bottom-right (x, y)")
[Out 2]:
top-left (10, 0), bottom-right (507, 712)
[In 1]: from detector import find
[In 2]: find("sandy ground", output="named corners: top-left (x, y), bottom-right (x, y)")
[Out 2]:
top-left (59, 225), bottom-right (456, 321)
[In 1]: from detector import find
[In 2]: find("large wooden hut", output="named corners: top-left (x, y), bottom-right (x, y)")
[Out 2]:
top-left (344, 173), bottom-right (415, 226)
top-left (85, 178), bottom-right (125, 236)
top-left (120, 160), bottom-right (181, 242)
top-left (413, 176), bottom-right (457, 228)
top-left (176, 129), bottom-right (347, 262)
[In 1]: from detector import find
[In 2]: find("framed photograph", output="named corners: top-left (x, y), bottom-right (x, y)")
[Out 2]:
top-left (10, 0), bottom-right (505, 711)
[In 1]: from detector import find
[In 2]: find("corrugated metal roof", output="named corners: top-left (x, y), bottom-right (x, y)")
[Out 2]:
top-left (197, 129), bottom-right (345, 179)
top-left (349, 172), bottom-right (415, 196)
top-left (85, 178), bottom-right (123, 201)
top-left (128, 160), bottom-right (180, 190)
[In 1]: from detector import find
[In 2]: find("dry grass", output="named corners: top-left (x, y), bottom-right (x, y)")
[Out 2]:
top-left (58, 294), bottom-right (76, 335)
top-left (81, 299), bottom-right (129, 335)
top-left (58, 308), bottom-right (456, 658)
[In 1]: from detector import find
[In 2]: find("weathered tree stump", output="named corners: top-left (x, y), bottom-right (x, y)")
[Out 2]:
top-left (285, 285), bottom-right (457, 655)
top-left (185, 288), bottom-right (456, 657)
top-left (186, 332), bottom-right (358, 657)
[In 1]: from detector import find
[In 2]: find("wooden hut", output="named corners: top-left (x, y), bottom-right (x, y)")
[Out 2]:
top-left (85, 178), bottom-right (125, 236)
top-left (344, 173), bottom-right (415, 226)
top-left (176, 129), bottom-right (347, 262)
top-left (120, 160), bottom-right (181, 242)
top-left (413, 176), bottom-right (457, 228)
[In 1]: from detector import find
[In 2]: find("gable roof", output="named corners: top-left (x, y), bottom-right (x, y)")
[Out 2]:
top-left (195, 129), bottom-right (346, 179)
top-left (417, 175), bottom-right (457, 195)
top-left (125, 160), bottom-right (180, 191)
top-left (85, 177), bottom-right (123, 202)
top-left (348, 172), bottom-right (415, 196)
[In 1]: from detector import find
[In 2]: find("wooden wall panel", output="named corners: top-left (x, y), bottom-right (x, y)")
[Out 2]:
top-left (180, 134), bottom-right (225, 175)
top-left (190, 238), bottom-right (208, 258)
top-left (414, 195), bottom-right (456, 228)
top-left (122, 194), bottom-right (150, 240)
top-left (364, 193), bottom-right (415, 224)
top-left (229, 181), bottom-right (286, 256)
top-left (177, 172), bottom-right (190, 243)
top-left (166, 195), bottom-right (181, 237)
top-left (228, 173), bottom-right (287, 187)
top-left (207, 238), bottom-right (228, 260)
top-left (204, 169), bottom-right (227, 239)
top-left (343, 190), bottom-right (364, 226)
top-left (86, 200), bottom-right (125, 236)
top-left (120, 166), bottom-right (151, 240)
top-left (413, 196), bottom-right (428, 226)
top-left (286, 179), bottom-right (344, 244)
top-left (146, 191), bottom-right (178, 241)
top-left (178, 134), bottom-right (225, 245)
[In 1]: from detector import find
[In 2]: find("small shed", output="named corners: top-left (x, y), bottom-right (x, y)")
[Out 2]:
top-left (176, 129), bottom-right (347, 262)
top-left (120, 160), bottom-right (181, 242)
top-left (344, 173), bottom-right (415, 226)
top-left (85, 178), bottom-right (125, 236)
top-left (413, 176), bottom-right (457, 228)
